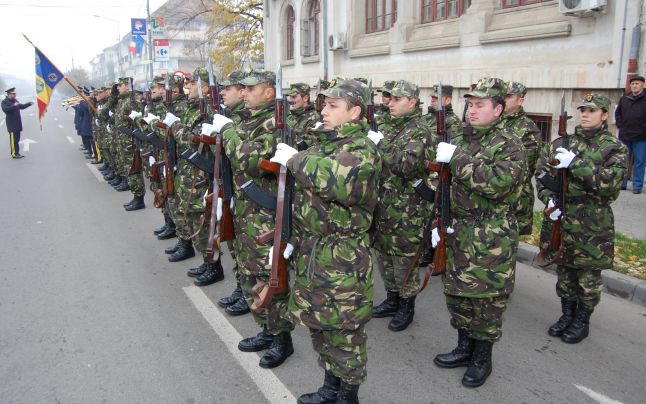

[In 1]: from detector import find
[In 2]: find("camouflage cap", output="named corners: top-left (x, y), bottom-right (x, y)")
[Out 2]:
top-left (389, 80), bottom-right (420, 99)
top-left (220, 70), bottom-right (246, 87)
top-left (378, 80), bottom-right (396, 94)
top-left (322, 78), bottom-right (370, 107)
top-left (189, 67), bottom-right (209, 83)
top-left (288, 82), bottom-right (311, 96)
top-left (506, 81), bottom-right (527, 97)
top-left (577, 93), bottom-right (611, 111)
top-left (239, 70), bottom-right (276, 86)
top-left (116, 77), bottom-right (130, 85)
top-left (152, 75), bottom-right (165, 86)
top-left (429, 84), bottom-right (453, 98)
top-left (465, 77), bottom-right (507, 99)
top-left (353, 77), bottom-right (368, 85)
top-left (318, 79), bottom-right (331, 91)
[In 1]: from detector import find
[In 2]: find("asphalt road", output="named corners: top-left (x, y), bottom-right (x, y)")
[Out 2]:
top-left (1, 105), bottom-right (645, 403)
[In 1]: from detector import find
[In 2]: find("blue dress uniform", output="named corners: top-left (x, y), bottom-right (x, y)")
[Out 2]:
top-left (2, 88), bottom-right (33, 158)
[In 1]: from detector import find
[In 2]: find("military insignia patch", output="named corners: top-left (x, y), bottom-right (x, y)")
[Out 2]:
top-left (585, 94), bottom-right (594, 102)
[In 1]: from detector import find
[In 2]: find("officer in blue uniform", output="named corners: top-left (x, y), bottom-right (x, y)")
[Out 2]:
top-left (2, 87), bottom-right (33, 159)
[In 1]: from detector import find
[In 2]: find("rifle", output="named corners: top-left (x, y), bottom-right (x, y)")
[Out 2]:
top-left (246, 66), bottom-right (292, 310)
top-left (156, 74), bottom-right (177, 201)
top-left (207, 59), bottom-right (224, 114)
top-left (315, 78), bottom-right (323, 114)
top-left (366, 79), bottom-right (378, 132)
top-left (127, 77), bottom-right (144, 175)
top-left (534, 94), bottom-right (570, 267)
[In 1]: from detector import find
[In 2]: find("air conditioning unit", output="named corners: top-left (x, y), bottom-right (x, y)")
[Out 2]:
top-left (559, 0), bottom-right (607, 15)
top-left (328, 33), bottom-right (347, 50)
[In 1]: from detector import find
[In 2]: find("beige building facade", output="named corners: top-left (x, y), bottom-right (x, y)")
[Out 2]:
top-left (264, 0), bottom-right (646, 138)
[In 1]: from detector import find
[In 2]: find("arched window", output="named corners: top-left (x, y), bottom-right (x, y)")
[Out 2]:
top-left (366, 0), bottom-right (397, 34)
top-left (302, 0), bottom-right (320, 57)
top-left (286, 6), bottom-right (295, 60)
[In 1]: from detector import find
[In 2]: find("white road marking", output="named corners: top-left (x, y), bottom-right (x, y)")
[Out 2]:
top-left (86, 163), bottom-right (104, 182)
top-left (18, 138), bottom-right (37, 151)
top-left (54, 117), bottom-right (58, 121)
top-left (0, 118), bottom-right (5, 127)
top-left (574, 385), bottom-right (624, 404)
top-left (66, 136), bottom-right (75, 144)
top-left (183, 285), bottom-right (296, 403)
top-left (58, 124), bottom-right (63, 129)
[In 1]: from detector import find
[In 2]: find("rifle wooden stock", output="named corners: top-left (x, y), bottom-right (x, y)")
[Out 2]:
top-left (251, 245), bottom-right (289, 309)
top-left (258, 158), bottom-right (281, 177)
top-left (150, 162), bottom-right (162, 182)
top-left (220, 200), bottom-right (235, 242)
top-left (191, 134), bottom-right (217, 145)
top-left (153, 189), bottom-right (166, 208)
top-left (155, 122), bottom-right (169, 130)
top-left (255, 230), bottom-right (274, 245)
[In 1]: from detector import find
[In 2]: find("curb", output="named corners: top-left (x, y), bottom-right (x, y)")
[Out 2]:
top-left (517, 242), bottom-right (646, 308)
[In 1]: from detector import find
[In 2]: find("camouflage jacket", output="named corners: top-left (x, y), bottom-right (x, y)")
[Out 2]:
top-left (536, 125), bottom-right (627, 270)
top-left (374, 109), bottom-right (434, 257)
top-left (287, 119), bottom-right (382, 331)
top-left (503, 107), bottom-right (542, 234)
top-left (375, 104), bottom-right (391, 127)
top-left (444, 119), bottom-right (526, 298)
top-left (425, 106), bottom-right (462, 138)
top-left (226, 101), bottom-right (246, 125)
top-left (171, 97), bottom-right (214, 213)
top-left (287, 103), bottom-right (319, 149)
top-left (151, 93), bottom-right (189, 177)
top-left (223, 100), bottom-right (279, 275)
top-left (114, 92), bottom-right (141, 129)
top-left (137, 97), bottom-right (168, 156)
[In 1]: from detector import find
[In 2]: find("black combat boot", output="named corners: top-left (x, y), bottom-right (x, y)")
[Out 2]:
top-left (194, 260), bottom-right (224, 286)
top-left (115, 178), bottom-right (130, 192)
top-left (297, 371), bottom-right (340, 404)
top-left (336, 381), bottom-right (360, 404)
top-left (218, 282), bottom-right (244, 307)
top-left (157, 219), bottom-right (176, 240)
top-left (123, 196), bottom-right (138, 208)
top-left (561, 305), bottom-right (593, 344)
top-left (462, 340), bottom-right (493, 388)
top-left (168, 238), bottom-right (194, 262)
top-left (371, 290), bottom-right (399, 318)
top-left (103, 171), bottom-right (116, 181)
top-left (388, 296), bottom-right (416, 331)
top-left (259, 332), bottom-right (294, 369)
top-left (153, 223), bottom-right (168, 236)
top-left (165, 239), bottom-right (181, 254)
top-left (91, 158), bottom-right (102, 164)
top-left (187, 262), bottom-right (208, 278)
top-left (108, 175), bottom-right (121, 186)
top-left (238, 328), bottom-right (274, 352)
top-left (225, 296), bottom-right (251, 316)
top-left (434, 328), bottom-right (474, 368)
top-left (548, 298), bottom-right (577, 337)
top-left (124, 195), bottom-right (145, 211)
top-left (98, 164), bottom-right (109, 172)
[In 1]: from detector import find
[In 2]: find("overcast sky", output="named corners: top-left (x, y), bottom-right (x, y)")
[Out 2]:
top-left (1, 0), bottom-right (166, 84)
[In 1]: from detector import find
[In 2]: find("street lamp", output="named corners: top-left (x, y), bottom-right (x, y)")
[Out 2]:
top-left (93, 14), bottom-right (123, 78)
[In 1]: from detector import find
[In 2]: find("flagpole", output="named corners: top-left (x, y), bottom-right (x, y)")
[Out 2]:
top-left (22, 33), bottom-right (97, 114)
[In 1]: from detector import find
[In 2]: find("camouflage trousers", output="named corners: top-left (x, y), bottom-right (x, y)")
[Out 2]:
top-left (127, 171), bottom-right (146, 197)
top-left (515, 182), bottom-right (535, 236)
top-left (239, 273), bottom-right (294, 335)
top-left (226, 239), bottom-right (240, 282)
top-left (372, 250), bottom-right (420, 298)
top-left (186, 210), bottom-right (208, 259)
top-left (556, 266), bottom-right (603, 310)
top-left (309, 326), bottom-right (368, 385)
top-left (168, 196), bottom-right (191, 240)
top-left (445, 294), bottom-right (509, 342)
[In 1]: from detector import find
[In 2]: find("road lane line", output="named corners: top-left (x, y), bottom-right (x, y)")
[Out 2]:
top-left (574, 385), bottom-right (624, 404)
top-left (58, 124), bottom-right (64, 129)
top-left (183, 285), bottom-right (296, 403)
top-left (66, 136), bottom-right (75, 144)
top-left (0, 119), bottom-right (5, 128)
top-left (86, 163), bottom-right (105, 182)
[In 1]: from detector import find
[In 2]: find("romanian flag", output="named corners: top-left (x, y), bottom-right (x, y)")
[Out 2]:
top-left (35, 48), bottom-right (64, 121)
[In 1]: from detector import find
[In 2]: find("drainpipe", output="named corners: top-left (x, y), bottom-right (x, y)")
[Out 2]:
top-left (617, 0), bottom-right (629, 89)
top-left (323, 0), bottom-right (329, 80)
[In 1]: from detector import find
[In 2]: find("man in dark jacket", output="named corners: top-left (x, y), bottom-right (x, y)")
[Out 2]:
top-left (77, 97), bottom-right (96, 159)
top-left (2, 88), bottom-right (33, 159)
top-left (615, 75), bottom-right (646, 194)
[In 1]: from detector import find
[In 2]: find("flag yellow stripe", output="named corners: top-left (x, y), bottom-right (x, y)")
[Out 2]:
top-left (9, 132), bottom-right (15, 155)
top-left (94, 140), bottom-right (102, 161)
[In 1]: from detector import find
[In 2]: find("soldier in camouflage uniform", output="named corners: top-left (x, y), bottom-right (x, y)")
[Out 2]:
top-left (503, 81), bottom-right (542, 235)
top-left (215, 70), bottom-right (295, 369)
top-left (432, 78), bottom-right (526, 388)
top-left (536, 94), bottom-right (626, 344)
top-left (287, 83), bottom-right (319, 149)
top-left (109, 78), bottom-right (133, 193)
top-left (102, 83), bottom-right (122, 186)
top-left (314, 79), bottom-right (330, 121)
top-left (270, 79), bottom-right (381, 404)
top-left (213, 71), bottom-right (252, 316)
top-left (371, 80), bottom-right (434, 332)
top-left (375, 80), bottom-right (395, 126)
top-left (148, 74), bottom-right (194, 261)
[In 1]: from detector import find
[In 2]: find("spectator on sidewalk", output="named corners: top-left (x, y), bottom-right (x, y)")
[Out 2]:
top-left (2, 87), bottom-right (33, 159)
top-left (615, 75), bottom-right (646, 194)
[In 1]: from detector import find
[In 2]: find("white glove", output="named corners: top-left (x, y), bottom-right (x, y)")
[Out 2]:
top-left (143, 114), bottom-right (160, 125)
top-left (216, 197), bottom-right (223, 221)
top-left (106, 124), bottom-right (112, 133)
top-left (311, 121), bottom-right (324, 130)
top-left (230, 196), bottom-right (235, 211)
top-left (128, 110), bottom-right (142, 120)
top-left (148, 156), bottom-right (156, 166)
top-left (553, 147), bottom-right (576, 169)
top-left (431, 226), bottom-right (455, 248)
top-left (108, 110), bottom-right (114, 117)
top-left (163, 112), bottom-right (180, 127)
top-left (201, 123), bottom-right (216, 136)
top-left (367, 130), bottom-right (384, 145)
top-left (270, 143), bottom-right (299, 167)
top-left (547, 198), bottom-right (562, 221)
top-left (269, 243), bottom-right (294, 265)
top-left (212, 114), bottom-right (233, 133)
top-left (436, 142), bottom-right (457, 163)
top-left (95, 118), bottom-right (99, 126)
top-left (202, 190), bottom-right (209, 207)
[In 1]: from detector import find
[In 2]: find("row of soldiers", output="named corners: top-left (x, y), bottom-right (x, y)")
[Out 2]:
top-left (79, 68), bottom-right (626, 402)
